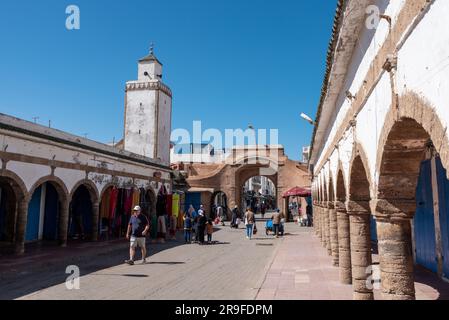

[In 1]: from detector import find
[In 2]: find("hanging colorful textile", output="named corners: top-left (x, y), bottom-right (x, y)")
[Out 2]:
top-left (172, 194), bottom-right (180, 218)
top-left (100, 188), bottom-right (111, 219)
top-left (109, 187), bottom-right (119, 220)
top-left (166, 194), bottom-right (173, 218)
top-left (132, 188), bottom-right (140, 210)
top-left (124, 188), bottom-right (133, 216)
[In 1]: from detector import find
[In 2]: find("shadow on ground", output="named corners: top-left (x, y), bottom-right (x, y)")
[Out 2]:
top-left (0, 229), bottom-right (205, 300)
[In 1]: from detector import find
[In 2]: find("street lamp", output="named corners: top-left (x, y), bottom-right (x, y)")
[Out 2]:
top-left (300, 113), bottom-right (316, 126)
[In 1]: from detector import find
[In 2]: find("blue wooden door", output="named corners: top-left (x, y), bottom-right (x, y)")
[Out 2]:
top-left (185, 192), bottom-right (201, 213)
top-left (414, 160), bottom-right (438, 273)
top-left (436, 157), bottom-right (449, 278)
top-left (26, 186), bottom-right (42, 242)
top-left (370, 215), bottom-right (378, 243)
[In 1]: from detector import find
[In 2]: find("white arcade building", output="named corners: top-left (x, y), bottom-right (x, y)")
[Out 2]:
top-left (0, 48), bottom-right (173, 254)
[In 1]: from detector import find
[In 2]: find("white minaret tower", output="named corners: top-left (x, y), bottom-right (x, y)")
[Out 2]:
top-left (124, 45), bottom-right (172, 165)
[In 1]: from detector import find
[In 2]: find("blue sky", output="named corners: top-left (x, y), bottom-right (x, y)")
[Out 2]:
top-left (0, 0), bottom-right (336, 161)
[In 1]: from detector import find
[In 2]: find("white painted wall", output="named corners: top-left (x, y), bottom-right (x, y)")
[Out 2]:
top-left (313, 0), bottom-right (449, 197)
top-left (157, 91), bottom-right (172, 165)
top-left (397, 0), bottom-right (449, 132)
top-left (125, 89), bottom-right (157, 158)
top-left (0, 116), bottom-right (172, 198)
top-left (314, 0), bottom-right (407, 175)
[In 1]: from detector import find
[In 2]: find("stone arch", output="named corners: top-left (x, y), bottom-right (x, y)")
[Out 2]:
top-left (336, 168), bottom-right (346, 203)
top-left (335, 166), bottom-right (352, 284)
top-left (0, 170), bottom-right (28, 249)
top-left (99, 183), bottom-right (118, 199)
top-left (328, 174), bottom-right (339, 266)
top-left (235, 164), bottom-right (278, 213)
top-left (70, 179), bottom-right (100, 204)
top-left (0, 170), bottom-right (28, 201)
top-left (372, 92), bottom-right (448, 300)
top-left (25, 175), bottom-right (70, 247)
top-left (348, 143), bottom-right (374, 201)
top-left (348, 152), bottom-right (374, 300)
top-left (29, 175), bottom-right (69, 202)
top-left (69, 179), bottom-right (100, 241)
top-left (377, 91), bottom-right (449, 181)
top-left (372, 91), bottom-right (449, 300)
top-left (323, 172), bottom-right (328, 203)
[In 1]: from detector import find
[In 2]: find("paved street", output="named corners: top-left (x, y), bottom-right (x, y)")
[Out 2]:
top-left (2, 219), bottom-right (280, 300)
top-left (2, 217), bottom-right (449, 300)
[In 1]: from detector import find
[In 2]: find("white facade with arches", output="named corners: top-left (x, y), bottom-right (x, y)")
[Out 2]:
top-left (310, 0), bottom-right (449, 300)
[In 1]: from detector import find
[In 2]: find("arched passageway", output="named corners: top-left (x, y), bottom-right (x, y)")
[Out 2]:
top-left (336, 169), bottom-right (352, 284)
top-left (328, 177), bottom-right (339, 267)
top-left (25, 181), bottom-right (68, 244)
top-left (375, 117), bottom-right (449, 300)
top-left (240, 175), bottom-right (276, 216)
top-left (0, 175), bottom-right (27, 253)
top-left (69, 184), bottom-right (97, 241)
top-left (211, 191), bottom-right (228, 219)
top-left (0, 180), bottom-right (18, 244)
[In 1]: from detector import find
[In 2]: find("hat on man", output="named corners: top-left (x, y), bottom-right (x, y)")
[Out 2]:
top-left (133, 205), bottom-right (142, 211)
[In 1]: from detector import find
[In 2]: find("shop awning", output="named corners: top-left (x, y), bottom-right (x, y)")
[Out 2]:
top-left (188, 187), bottom-right (215, 193)
top-left (282, 186), bottom-right (311, 198)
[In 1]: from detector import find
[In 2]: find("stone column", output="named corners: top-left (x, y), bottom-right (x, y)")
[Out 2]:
top-left (375, 200), bottom-right (415, 300)
top-left (14, 196), bottom-right (30, 255)
top-left (329, 202), bottom-right (339, 266)
top-left (336, 201), bottom-right (352, 284)
top-left (324, 203), bottom-right (331, 255)
top-left (59, 198), bottom-right (70, 247)
top-left (318, 203), bottom-right (324, 245)
top-left (91, 201), bottom-right (100, 241)
top-left (347, 200), bottom-right (373, 300)
top-left (314, 201), bottom-right (321, 237)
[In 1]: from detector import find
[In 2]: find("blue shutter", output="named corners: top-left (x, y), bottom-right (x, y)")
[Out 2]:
top-left (414, 160), bottom-right (438, 273)
top-left (26, 186), bottom-right (42, 242)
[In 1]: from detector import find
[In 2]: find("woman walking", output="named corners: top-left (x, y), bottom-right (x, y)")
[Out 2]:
top-left (197, 210), bottom-right (207, 245)
top-left (244, 207), bottom-right (255, 240)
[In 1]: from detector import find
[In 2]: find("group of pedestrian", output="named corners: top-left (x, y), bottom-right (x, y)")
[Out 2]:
top-left (124, 202), bottom-right (291, 265)
top-left (183, 204), bottom-right (214, 245)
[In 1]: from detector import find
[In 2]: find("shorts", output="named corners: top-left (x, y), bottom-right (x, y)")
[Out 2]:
top-left (130, 236), bottom-right (146, 249)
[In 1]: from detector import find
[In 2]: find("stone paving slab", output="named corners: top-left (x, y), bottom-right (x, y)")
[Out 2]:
top-left (11, 224), bottom-right (281, 300)
top-left (256, 224), bottom-right (449, 300)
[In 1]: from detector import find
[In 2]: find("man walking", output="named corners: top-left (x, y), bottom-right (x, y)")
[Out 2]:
top-left (125, 206), bottom-right (150, 265)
